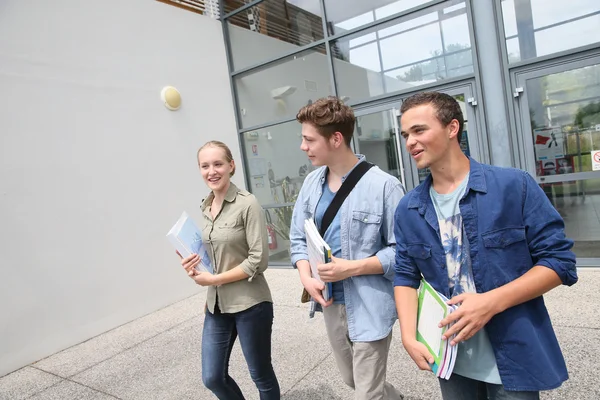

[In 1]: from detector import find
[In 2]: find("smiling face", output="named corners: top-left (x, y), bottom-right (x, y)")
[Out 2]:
top-left (300, 122), bottom-right (336, 167)
top-left (197, 146), bottom-right (235, 193)
top-left (400, 103), bottom-right (460, 170)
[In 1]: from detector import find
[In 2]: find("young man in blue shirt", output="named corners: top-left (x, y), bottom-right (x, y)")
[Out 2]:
top-left (393, 92), bottom-right (578, 400)
top-left (290, 97), bottom-right (405, 399)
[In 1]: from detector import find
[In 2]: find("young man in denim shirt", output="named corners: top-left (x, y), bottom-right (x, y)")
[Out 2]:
top-left (290, 97), bottom-right (405, 400)
top-left (394, 92), bottom-right (578, 400)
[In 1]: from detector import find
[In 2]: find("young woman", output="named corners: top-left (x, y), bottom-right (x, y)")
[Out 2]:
top-left (179, 141), bottom-right (280, 400)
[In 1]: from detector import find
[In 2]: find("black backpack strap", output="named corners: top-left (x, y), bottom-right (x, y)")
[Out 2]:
top-left (319, 162), bottom-right (374, 237)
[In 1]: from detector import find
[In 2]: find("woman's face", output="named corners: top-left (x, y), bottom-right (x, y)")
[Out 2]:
top-left (198, 146), bottom-right (234, 193)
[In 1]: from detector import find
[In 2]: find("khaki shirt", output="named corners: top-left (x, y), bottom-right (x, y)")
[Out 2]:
top-left (201, 183), bottom-right (272, 314)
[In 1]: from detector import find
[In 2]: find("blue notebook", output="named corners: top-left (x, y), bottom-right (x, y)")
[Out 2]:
top-left (166, 211), bottom-right (213, 274)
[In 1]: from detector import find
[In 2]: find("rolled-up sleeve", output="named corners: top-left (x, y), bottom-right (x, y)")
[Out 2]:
top-left (289, 186), bottom-right (309, 268)
top-left (239, 200), bottom-right (269, 276)
top-left (393, 200), bottom-right (421, 289)
top-left (376, 180), bottom-right (405, 281)
top-left (522, 171), bottom-right (577, 286)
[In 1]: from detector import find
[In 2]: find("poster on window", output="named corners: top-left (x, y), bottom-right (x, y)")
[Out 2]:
top-left (533, 126), bottom-right (564, 176)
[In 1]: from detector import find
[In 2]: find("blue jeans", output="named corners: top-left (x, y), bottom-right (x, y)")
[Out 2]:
top-left (201, 301), bottom-right (280, 400)
top-left (439, 374), bottom-right (540, 400)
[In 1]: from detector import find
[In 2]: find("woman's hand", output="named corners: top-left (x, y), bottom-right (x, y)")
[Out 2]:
top-left (176, 251), bottom-right (217, 286)
top-left (177, 250), bottom-right (200, 277)
top-left (192, 272), bottom-right (217, 287)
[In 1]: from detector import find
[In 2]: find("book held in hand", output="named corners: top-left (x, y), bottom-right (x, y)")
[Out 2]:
top-left (304, 218), bottom-right (333, 302)
top-left (166, 211), bottom-right (213, 274)
top-left (417, 279), bottom-right (459, 380)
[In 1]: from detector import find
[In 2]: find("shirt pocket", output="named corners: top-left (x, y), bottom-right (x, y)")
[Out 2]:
top-left (350, 210), bottom-right (382, 244)
top-left (406, 243), bottom-right (435, 271)
top-left (481, 226), bottom-right (530, 282)
top-left (216, 214), bottom-right (245, 242)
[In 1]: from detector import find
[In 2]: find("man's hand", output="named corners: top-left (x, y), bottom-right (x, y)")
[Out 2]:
top-left (440, 292), bottom-right (499, 346)
top-left (192, 272), bottom-right (216, 287)
top-left (317, 256), bottom-right (355, 283)
top-left (300, 275), bottom-right (333, 308)
top-left (403, 339), bottom-right (434, 371)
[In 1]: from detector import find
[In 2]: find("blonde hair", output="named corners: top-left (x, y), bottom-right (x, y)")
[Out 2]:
top-left (197, 141), bottom-right (236, 177)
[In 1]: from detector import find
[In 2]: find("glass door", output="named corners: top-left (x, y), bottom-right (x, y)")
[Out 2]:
top-left (354, 105), bottom-right (406, 188)
top-left (399, 84), bottom-right (484, 189)
top-left (514, 56), bottom-right (600, 264)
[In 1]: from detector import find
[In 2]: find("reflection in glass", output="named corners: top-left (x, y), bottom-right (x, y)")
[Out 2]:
top-left (331, 2), bottom-right (473, 103)
top-left (355, 109), bottom-right (404, 185)
top-left (227, 0), bottom-right (324, 70)
top-left (543, 178), bottom-right (600, 259)
top-left (524, 63), bottom-right (600, 259)
top-left (528, 64), bottom-right (600, 178)
top-left (325, 0), bottom-right (433, 35)
top-left (234, 45), bottom-right (331, 128)
top-left (242, 121), bottom-right (310, 264)
top-left (500, 0), bottom-right (600, 63)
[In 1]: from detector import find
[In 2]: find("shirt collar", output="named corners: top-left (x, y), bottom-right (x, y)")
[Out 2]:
top-left (201, 182), bottom-right (239, 211)
top-left (408, 157), bottom-right (487, 209)
top-left (319, 154), bottom-right (367, 184)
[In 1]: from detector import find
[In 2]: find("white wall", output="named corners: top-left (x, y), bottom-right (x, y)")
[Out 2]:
top-left (0, 0), bottom-right (238, 376)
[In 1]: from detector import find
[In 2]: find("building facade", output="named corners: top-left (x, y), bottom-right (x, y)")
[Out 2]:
top-left (219, 0), bottom-right (600, 267)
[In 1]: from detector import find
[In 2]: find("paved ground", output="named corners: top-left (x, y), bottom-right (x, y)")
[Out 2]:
top-left (1, 268), bottom-right (599, 400)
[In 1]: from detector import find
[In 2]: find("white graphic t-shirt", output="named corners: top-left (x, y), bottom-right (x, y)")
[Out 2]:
top-left (430, 173), bottom-right (501, 384)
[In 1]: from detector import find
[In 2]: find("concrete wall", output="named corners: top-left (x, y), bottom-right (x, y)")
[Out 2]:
top-left (0, 0), bottom-right (238, 376)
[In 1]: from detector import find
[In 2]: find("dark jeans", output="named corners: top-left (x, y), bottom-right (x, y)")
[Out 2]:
top-left (201, 301), bottom-right (280, 400)
top-left (439, 374), bottom-right (540, 400)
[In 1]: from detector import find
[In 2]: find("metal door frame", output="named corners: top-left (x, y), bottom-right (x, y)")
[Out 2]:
top-left (354, 104), bottom-right (407, 189)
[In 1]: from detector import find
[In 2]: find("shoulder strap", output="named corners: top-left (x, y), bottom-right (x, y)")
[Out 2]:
top-left (319, 162), bottom-right (374, 237)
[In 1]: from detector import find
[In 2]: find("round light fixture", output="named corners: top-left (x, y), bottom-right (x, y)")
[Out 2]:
top-left (161, 86), bottom-right (181, 111)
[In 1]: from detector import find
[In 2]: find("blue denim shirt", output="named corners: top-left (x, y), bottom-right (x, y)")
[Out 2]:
top-left (290, 155), bottom-right (405, 342)
top-left (393, 158), bottom-right (578, 391)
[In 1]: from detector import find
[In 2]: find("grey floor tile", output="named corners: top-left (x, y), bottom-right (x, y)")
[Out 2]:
top-left (28, 380), bottom-right (118, 400)
top-left (282, 329), bottom-right (441, 400)
top-left (70, 305), bottom-right (330, 400)
top-left (545, 269), bottom-right (600, 329)
top-left (541, 325), bottom-right (600, 400)
top-left (0, 367), bottom-right (62, 400)
top-left (34, 290), bottom-right (206, 377)
top-left (281, 354), bottom-right (353, 400)
top-left (264, 269), bottom-right (307, 308)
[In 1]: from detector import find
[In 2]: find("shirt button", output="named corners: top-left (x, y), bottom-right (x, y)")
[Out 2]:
top-left (363, 218), bottom-right (368, 222)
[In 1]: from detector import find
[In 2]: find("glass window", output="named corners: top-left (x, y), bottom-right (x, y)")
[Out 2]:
top-left (227, 0), bottom-right (324, 70)
top-left (331, 2), bottom-right (473, 103)
top-left (501, 0), bottom-right (600, 63)
top-left (523, 63), bottom-right (600, 259)
top-left (325, 0), bottom-right (435, 35)
top-left (241, 121), bottom-right (311, 265)
top-left (527, 64), bottom-right (600, 177)
top-left (235, 45), bottom-right (331, 129)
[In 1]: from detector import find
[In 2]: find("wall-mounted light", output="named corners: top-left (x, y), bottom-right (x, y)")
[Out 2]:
top-left (161, 86), bottom-right (182, 111)
top-left (271, 85), bottom-right (296, 100)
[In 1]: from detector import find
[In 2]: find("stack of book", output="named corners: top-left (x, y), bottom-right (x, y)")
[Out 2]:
top-left (417, 279), bottom-right (459, 380)
top-left (166, 211), bottom-right (213, 274)
top-left (304, 218), bottom-right (332, 302)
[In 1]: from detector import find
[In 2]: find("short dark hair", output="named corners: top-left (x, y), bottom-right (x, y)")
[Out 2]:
top-left (400, 92), bottom-right (464, 142)
top-left (296, 96), bottom-right (355, 146)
